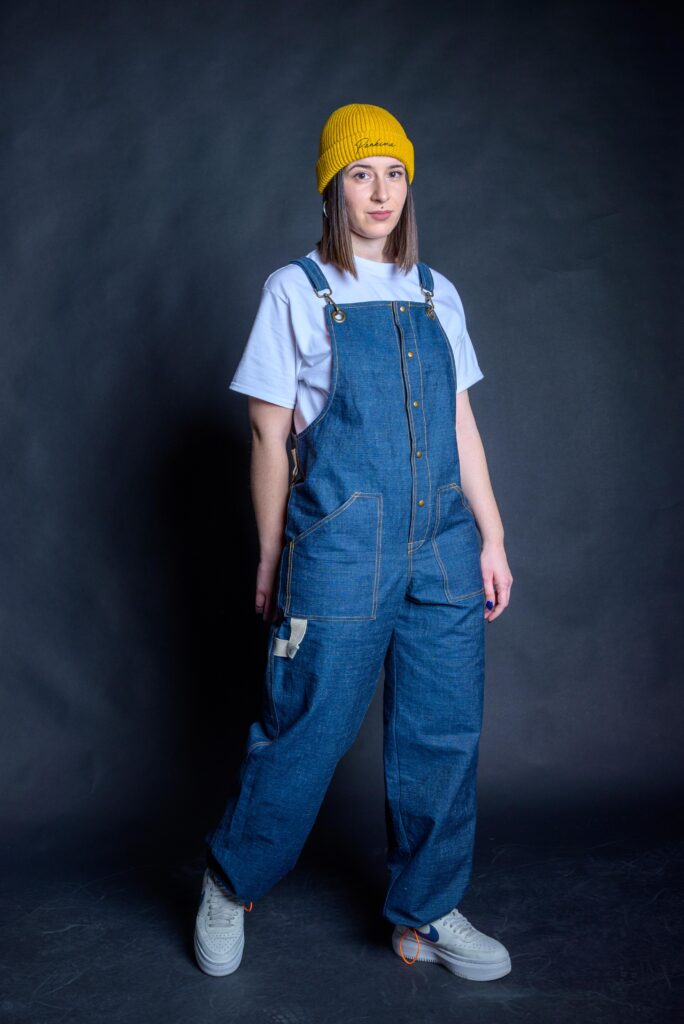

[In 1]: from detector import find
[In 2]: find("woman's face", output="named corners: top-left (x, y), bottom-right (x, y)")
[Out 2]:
top-left (341, 156), bottom-right (408, 242)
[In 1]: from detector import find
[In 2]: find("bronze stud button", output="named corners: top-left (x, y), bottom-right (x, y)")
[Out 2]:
top-left (418, 499), bottom-right (425, 507)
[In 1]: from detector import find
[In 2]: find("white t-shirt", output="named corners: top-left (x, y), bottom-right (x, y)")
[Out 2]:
top-left (229, 247), bottom-right (484, 435)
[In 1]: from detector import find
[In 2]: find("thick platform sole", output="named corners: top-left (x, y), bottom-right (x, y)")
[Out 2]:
top-left (391, 927), bottom-right (511, 981)
top-left (194, 927), bottom-right (245, 976)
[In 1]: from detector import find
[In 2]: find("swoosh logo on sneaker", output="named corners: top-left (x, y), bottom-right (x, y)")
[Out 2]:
top-left (415, 924), bottom-right (439, 942)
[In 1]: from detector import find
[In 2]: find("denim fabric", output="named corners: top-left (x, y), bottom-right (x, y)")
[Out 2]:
top-left (204, 255), bottom-right (486, 929)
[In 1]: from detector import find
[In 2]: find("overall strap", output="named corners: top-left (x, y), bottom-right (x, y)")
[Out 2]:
top-left (415, 261), bottom-right (434, 294)
top-left (288, 256), bottom-right (332, 294)
top-left (291, 253), bottom-right (434, 302)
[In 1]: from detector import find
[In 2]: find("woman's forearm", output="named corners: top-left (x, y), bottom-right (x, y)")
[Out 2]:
top-left (250, 431), bottom-right (291, 565)
top-left (457, 417), bottom-right (504, 547)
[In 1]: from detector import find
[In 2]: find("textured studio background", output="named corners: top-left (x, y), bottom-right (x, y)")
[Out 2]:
top-left (1, 0), bottom-right (680, 878)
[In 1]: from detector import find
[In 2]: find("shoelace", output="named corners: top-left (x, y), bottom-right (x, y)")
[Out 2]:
top-left (207, 871), bottom-right (253, 927)
top-left (398, 907), bottom-right (475, 965)
top-left (444, 907), bottom-right (477, 940)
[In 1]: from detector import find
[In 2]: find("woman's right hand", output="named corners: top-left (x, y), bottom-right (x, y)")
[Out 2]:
top-left (255, 554), bottom-right (282, 622)
top-left (246, 396), bottom-right (295, 624)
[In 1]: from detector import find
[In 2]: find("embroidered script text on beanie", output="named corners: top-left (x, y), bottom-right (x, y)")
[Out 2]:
top-left (315, 103), bottom-right (415, 194)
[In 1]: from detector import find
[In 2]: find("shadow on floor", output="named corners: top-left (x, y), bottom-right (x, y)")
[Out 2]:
top-left (2, 798), bottom-right (683, 1023)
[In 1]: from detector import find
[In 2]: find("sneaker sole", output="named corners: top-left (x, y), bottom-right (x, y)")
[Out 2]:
top-left (391, 929), bottom-right (511, 981)
top-left (194, 927), bottom-right (245, 976)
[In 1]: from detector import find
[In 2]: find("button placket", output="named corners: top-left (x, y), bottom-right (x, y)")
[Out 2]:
top-left (396, 301), bottom-right (430, 544)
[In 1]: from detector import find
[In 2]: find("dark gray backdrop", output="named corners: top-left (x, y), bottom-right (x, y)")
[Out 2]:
top-left (1, 0), bottom-right (681, 879)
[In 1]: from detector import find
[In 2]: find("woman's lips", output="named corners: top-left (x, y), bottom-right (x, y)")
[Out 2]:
top-left (368, 211), bottom-right (392, 219)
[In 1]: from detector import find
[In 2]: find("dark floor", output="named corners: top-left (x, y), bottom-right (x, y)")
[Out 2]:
top-left (3, 802), bottom-right (683, 1024)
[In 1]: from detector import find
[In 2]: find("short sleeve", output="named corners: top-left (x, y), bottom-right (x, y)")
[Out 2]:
top-left (436, 276), bottom-right (484, 393)
top-left (456, 325), bottom-right (485, 394)
top-left (229, 286), bottom-right (297, 408)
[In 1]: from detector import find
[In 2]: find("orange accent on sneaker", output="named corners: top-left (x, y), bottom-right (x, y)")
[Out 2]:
top-left (399, 926), bottom-right (420, 965)
top-left (243, 901), bottom-right (253, 912)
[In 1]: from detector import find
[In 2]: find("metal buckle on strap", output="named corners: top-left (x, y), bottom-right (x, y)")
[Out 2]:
top-left (315, 286), bottom-right (347, 323)
top-left (422, 287), bottom-right (436, 319)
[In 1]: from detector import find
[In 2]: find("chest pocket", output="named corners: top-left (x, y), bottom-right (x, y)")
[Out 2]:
top-left (278, 491), bottom-right (383, 620)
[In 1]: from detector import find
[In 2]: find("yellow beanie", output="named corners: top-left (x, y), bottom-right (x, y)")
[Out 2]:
top-left (316, 103), bottom-right (414, 194)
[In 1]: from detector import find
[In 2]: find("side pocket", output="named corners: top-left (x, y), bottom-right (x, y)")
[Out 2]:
top-left (283, 491), bottom-right (382, 620)
top-left (255, 615), bottom-right (312, 745)
top-left (258, 619), bottom-right (286, 745)
top-left (432, 483), bottom-right (484, 602)
top-left (453, 481), bottom-right (474, 515)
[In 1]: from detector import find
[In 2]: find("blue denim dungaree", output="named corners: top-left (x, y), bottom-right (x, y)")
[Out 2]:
top-left (205, 255), bottom-right (486, 929)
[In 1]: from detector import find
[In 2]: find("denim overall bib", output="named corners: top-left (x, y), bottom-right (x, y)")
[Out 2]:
top-left (205, 255), bottom-right (486, 929)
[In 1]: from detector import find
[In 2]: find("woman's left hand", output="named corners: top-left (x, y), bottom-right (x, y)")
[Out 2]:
top-left (480, 540), bottom-right (513, 622)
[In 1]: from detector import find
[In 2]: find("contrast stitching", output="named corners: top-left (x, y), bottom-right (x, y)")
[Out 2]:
top-left (371, 493), bottom-right (383, 618)
top-left (390, 630), bottom-right (411, 852)
top-left (291, 491), bottom-right (365, 544)
top-left (285, 492), bottom-right (383, 621)
top-left (284, 612), bottom-right (377, 621)
top-left (267, 625), bottom-right (280, 740)
top-left (289, 256), bottom-right (330, 293)
top-left (431, 488), bottom-right (452, 603)
top-left (439, 480), bottom-right (472, 513)
top-left (394, 305), bottom-right (418, 551)
top-left (448, 585), bottom-right (486, 600)
top-left (407, 311), bottom-right (433, 545)
top-left (432, 484), bottom-right (485, 602)
top-left (284, 540), bottom-right (294, 617)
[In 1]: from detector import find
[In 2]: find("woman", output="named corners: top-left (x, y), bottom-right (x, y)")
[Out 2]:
top-left (194, 103), bottom-right (514, 981)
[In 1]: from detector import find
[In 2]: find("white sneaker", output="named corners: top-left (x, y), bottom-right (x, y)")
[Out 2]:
top-left (194, 868), bottom-right (250, 976)
top-left (392, 906), bottom-right (512, 981)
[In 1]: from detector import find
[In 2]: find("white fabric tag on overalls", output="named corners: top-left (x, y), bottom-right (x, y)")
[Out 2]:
top-left (273, 616), bottom-right (308, 658)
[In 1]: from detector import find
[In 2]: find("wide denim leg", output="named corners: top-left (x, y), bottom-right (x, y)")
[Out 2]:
top-left (382, 590), bottom-right (485, 928)
top-left (205, 610), bottom-right (397, 906)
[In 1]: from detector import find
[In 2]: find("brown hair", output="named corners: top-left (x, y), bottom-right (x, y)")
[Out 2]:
top-left (315, 169), bottom-right (419, 277)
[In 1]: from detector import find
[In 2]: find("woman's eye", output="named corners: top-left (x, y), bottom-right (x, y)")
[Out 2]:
top-left (352, 167), bottom-right (401, 180)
